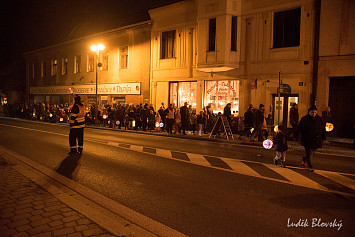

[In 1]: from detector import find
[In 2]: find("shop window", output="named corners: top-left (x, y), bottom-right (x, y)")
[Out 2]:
top-left (62, 58), bottom-right (68, 75)
top-left (204, 80), bottom-right (240, 114)
top-left (273, 7), bottom-right (301, 48)
top-left (51, 59), bottom-right (57, 76)
top-left (208, 18), bottom-right (216, 51)
top-left (88, 53), bottom-right (95, 72)
top-left (119, 46), bottom-right (128, 68)
top-left (161, 30), bottom-right (176, 59)
top-left (74, 55), bottom-right (81, 73)
top-left (169, 81), bottom-right (197, 107)
top-left (231, 16), bottom-right (237, 51)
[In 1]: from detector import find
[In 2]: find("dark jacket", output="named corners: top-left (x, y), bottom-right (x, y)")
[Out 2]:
top-left (299, 114), bottom-right (326, 149)
top-left (289, 107), bottom-right (299, 125)
top-left (244, 110), bottom-right (254, 128)
top-left (273, 132), bottom-right (288, 152)
top-left (253, 109), bottom-right (264, 126)
top-left (180, 105), bottom-right (188, 121)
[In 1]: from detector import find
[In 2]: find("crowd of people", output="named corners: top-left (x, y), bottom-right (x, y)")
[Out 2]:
top-left (0, 101), bottom-right (279, 139)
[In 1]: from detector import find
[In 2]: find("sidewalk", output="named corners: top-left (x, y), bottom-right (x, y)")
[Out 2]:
top-left (0, 156), bottom-right (116, 237)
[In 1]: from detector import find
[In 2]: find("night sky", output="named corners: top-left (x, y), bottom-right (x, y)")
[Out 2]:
top-left (0, 0), bottom-right (182, 69)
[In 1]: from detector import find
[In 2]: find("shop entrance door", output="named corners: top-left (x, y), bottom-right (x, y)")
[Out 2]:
top-left (272, 94), bottom-right (298, 128)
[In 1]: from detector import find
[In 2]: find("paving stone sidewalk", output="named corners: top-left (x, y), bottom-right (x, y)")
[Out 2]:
top-left (0, 157), bottom-right (116, 237)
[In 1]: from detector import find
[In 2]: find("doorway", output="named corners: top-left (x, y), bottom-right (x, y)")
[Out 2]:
top-left (272, 94), bottom-right (299, 128)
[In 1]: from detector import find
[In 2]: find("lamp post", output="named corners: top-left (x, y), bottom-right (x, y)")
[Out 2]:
top-left (90, 44), bottom-right (105, 126)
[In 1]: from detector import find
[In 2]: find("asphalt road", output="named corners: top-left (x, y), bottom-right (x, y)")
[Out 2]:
top-left (0, 117), bottom-right (354, 237)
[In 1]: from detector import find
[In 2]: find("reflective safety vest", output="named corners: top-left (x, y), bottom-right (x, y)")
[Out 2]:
top-left (166, 108), bottom-right (175, 119)
top-left (70, 104), bottom-right (86, 129)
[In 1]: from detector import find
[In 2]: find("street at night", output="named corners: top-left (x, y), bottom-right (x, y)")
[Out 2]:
top-left (1, 117), bottom-right (354, 236)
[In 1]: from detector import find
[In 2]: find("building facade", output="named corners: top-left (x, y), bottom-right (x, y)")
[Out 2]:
top-left (23, 0), bottom-right (354, 137)
top-left (23, 21), bottom-right (151, 107)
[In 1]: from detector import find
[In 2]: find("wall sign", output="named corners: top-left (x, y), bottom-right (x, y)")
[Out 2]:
top-left (30, 83), bottom-right (141, 95)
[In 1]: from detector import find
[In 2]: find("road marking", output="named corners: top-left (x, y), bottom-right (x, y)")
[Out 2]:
top-left (156, 149), bottom-right (172, 158)
top-left (107, 142), bottom-right (119, 147)
top-left (316, 170), bottom-right (355, 190)
top-left (222, 158), bottom-right (262, 177)
top-left (1, 122), bottom-right (354, 196)
top-left (187, 153), bottom-right (211, 167)
top-left (130, 145), bottom-right (143, 152)
top-left (264, 164), bottom-right (328, 191)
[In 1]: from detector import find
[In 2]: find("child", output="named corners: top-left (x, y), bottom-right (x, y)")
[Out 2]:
top-left (273, 125), bottom-right (288, 167)
top-left (189, 109), bottom-right (197, 134)
top-left (197, 110), bottom-right (204, 136)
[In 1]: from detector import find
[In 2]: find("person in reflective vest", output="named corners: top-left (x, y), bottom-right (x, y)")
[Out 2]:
top-left (69, 96), bottom-right (85, 154)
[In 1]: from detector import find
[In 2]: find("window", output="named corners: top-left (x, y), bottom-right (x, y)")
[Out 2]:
top-left (51, 59), bottom-right (57, 76)
top-left (231, 16), bottom-right (237, 51)
top-left (208, 18), bottom-right (216, 51)
top-left (74, 55), bottom-right (81, 73)
top-left (119, 46), bottom-right (128, 68)
top-left (88, 53), bottom-right (95, 72)
top-left (62, 58), bottom-right (68, 75)
top-left (41, 62), bottom-right (46, 78)
top-left (169, 81), bottom-right (197, 107)
top-left (204, 80), bottom-right (240, 114)
top-left (100, 51), bottom-right (108, 70)
top-left (161, 30), bottom-right (176, 59)
top-left (273, 7), bottom-right (301, 48)
top-left (32, 63), bottom-right (35, 78)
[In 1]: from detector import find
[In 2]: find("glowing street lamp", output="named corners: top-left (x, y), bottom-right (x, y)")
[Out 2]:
top-left (90, 44), bottom-right (105, 125)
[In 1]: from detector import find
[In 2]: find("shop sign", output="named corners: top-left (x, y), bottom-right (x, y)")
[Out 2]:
top-left (278, 84), bottom-right (291, 94)
top-left (30, 83), bottom-right (141, 95)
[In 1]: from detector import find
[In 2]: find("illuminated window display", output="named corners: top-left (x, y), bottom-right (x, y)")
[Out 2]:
top-left (169, 82), bottom-right (197, 107)
top-left (204, 80), bottom-right (240, 114)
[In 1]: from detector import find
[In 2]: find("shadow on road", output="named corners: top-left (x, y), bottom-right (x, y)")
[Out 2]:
top-left (55, 153), bottom-right (82, 179)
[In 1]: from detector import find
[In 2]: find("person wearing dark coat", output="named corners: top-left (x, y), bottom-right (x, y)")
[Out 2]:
top-left (180, 102), bottom-right (189, 135)
top-left (223, 103), bottom-right (232, 127)
top-left (299, 106), bottom-right (326, 172)
top-left (243, 104), bottom-right (254, 137)
top-left (251, 104), bottom-right (265, 141)
top-left (273, 125), bottom-right (288, 167)
top-left (289, 103), bottom-right (299, 141)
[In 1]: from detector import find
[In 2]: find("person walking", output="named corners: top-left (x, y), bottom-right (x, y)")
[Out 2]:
top-left (68, 96), bottom-right (85, 155)
top-left (251, 104), bottom-right (265, 141)
top-left (289, 103), bottom-right (299, 141)
top-left (244, 105), bottom-right (254, 138)
top-left (180, 102), bottom-right (189, 135)
top-left (298, 105), bottom-right (326, 172)
top-left (197, 110), bottom-right (204, 136)
top-left (273, 125), bottom-right (288, 168)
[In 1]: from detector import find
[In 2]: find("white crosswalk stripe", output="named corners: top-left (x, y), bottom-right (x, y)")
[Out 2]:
top-left (315, 170), bottom-right (355, 190)
top-left (187, 153), bottom-right (211, 167)
top-left (156, 149), bottom-right (172, 158)
top-left (264, 163), bottom-right (328, 191)
top-left (222, 158), bottom-right (261, 178)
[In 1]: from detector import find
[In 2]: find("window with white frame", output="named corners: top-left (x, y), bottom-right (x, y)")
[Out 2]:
top-left (51, 59), bottom-right (57, 76)
top-left (74, 55), bottom-right (81, 73)
top-left (119, 46), bottom-right (128, 69)
top-left (62, 58), bottom-right (68, 75)
top-left (161, 30), bottom-right (175, 59)
top-left (88, 53), bottom-right (95, 72)
top-left (100, 51), bottom-right (108, 70)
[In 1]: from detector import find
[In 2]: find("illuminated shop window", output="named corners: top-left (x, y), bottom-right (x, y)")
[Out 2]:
top-left (204, 80), bottom-right (240, 114)
top-left (169, 81), bottom-right (197, 108)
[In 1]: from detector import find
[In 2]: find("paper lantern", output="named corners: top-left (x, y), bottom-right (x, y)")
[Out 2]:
top-left (263, 139), bottom-right (273, 149)
top-left (325, 123), bottom-right (334, 132)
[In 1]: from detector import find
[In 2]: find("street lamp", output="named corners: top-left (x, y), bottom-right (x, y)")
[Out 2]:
top-left (90, 44), bottom-right (105, 125)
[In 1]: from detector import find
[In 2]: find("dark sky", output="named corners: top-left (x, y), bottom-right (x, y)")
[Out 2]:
top-left (0, 0), bottom-right (181, 68)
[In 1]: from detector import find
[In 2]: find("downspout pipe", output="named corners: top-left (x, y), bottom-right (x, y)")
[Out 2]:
top-left (311, 0), bottom-right (321, 106)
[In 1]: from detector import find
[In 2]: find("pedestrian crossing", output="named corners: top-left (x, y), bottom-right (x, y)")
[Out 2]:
top-left (103, 140), bottom-right (355, 197)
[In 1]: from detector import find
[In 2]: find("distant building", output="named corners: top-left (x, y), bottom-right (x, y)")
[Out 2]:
top-left (23, 21), bottom-right (151, 107)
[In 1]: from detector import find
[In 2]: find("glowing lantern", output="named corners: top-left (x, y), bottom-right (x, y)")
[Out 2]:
top-left (60, 118), bottom-right (64, 122)
top-left (132, 120), bottom-right (136, 127)
top-left (274, 125), bottom-right (278, 133)
top-left (108, 120), bottom-right (110, 124)
top-left (103, 115), bottom-right (107, 119)
top-left (49, 113), bottom-right (53, 117)
top-left (40, 116), bottom-right (43, 120)
top-left (155, 122), bottom-right (160, 128)
top-left (263, 139), bottom-right (273, 149)
top-left (160, 123), bottom-right (164, 128)
top-left (116, 121), bottom-right (120, 125)
top-left (325, 123), bottom-right (334, 132)
top-left (250, 128), bottom-right (254, 133)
